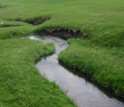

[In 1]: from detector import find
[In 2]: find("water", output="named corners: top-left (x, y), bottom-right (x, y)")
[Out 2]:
top-left (29, 35), bottom-right (124, 107)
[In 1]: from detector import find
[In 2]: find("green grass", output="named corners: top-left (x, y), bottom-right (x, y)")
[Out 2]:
top-left (0, 0), bottom-right (124, 103)
top-left (0, 0), bottom-right (124, 46)
top-left (59, 38), bottom-right (124, 98)
top-left (0, 38), bottom-right (76, 107)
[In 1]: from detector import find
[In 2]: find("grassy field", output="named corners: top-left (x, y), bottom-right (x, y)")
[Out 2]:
top-left (59, 38), bottom-right (124, 97)
top-left (0, 0), bottom-right (124, 104)
top-left (0, 38), bottom-right (76, 106)
top-left (0, 0), bottom-right (124, 47)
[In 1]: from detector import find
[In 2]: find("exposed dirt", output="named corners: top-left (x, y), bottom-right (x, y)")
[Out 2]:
top-left (6, 16), bottom-right (92, 39)
top-left (15, 17), bottom-right (50, 25)
top-left (36, 28), bottom-right (92, 40)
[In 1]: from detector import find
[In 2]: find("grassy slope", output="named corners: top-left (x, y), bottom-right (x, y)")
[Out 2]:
top-left (0, 0), bottom-right (124, 98)
top-left (0, 38), bottom-right (76, 107)
top-left (59, 38), bottom-right (124, 97)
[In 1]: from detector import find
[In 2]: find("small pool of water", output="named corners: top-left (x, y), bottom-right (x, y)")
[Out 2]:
top-left (29, 35), bottom-right (124, 107)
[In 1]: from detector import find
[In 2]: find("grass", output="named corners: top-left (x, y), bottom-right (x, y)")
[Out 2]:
top-left (0, 38), bottom-right (76, 107)
top-left (59, 38), bottom-right (124, 98)
top-left (0, 0), bottom-right (124, 47)
top-left (0, 0), bottom-right (124, 104)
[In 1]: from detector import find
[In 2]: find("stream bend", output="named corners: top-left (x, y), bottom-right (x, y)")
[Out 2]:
top-left (29, 35), bottom-right (124, 107)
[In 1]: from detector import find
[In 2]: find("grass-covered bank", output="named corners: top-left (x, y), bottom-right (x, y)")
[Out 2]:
top-left (0, 0), bottom-right (124, 103)
top-left (59, 38), bottom-right (124, 98)
top-left (0, 38), bottom-right (76, 107)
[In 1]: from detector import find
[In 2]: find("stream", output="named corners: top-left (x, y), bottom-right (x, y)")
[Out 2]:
top-left (29, 35), bottom-right (124, 107)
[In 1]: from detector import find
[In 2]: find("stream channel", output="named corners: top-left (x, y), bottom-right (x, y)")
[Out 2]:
top-left (29, 35), bottom-right (124, 107)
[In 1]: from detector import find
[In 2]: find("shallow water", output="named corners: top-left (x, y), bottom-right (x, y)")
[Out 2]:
top-left (29, 35), bottom-right (124, 107)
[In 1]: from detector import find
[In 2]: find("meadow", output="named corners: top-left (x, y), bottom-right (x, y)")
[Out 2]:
top-left (0, 38), bottom-right (76, 106)
top-left (0, 0), bottom-right (124, 105)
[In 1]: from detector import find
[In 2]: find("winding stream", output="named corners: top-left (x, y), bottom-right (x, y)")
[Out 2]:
top-left (29, 35), bottom-right (124, 107)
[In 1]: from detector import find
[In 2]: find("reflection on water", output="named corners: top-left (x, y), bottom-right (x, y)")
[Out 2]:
top-left (29, 35), bottom-right (124, 107)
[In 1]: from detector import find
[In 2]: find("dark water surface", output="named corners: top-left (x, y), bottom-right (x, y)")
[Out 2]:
top-left (29, 35), bottom-right (124, 107)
